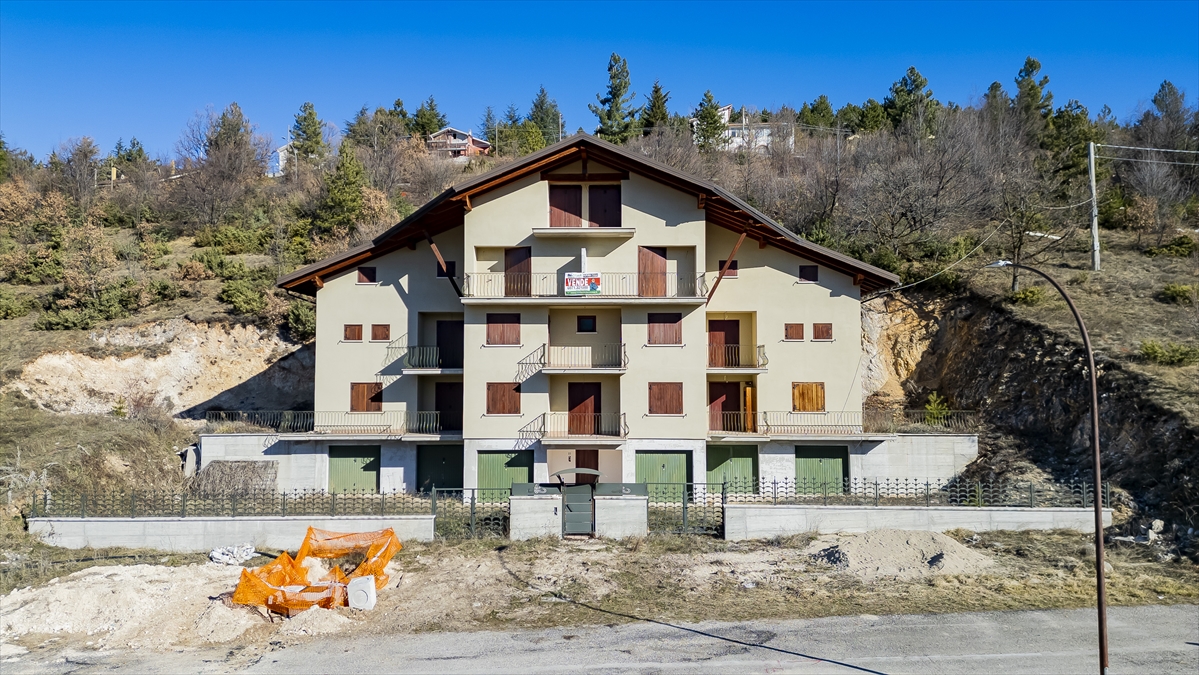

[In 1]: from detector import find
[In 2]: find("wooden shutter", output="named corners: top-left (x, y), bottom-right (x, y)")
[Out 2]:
top-left (784, 323), bottom-right (804, 340)
top-left (638, 246), bottom-right (667, 297)
top-left (798, 265), bottom-right (818, 282)
top-left (357, 267), bottom-right (376, 283)
top-left (344, 324), bottom-right (363, 341)
top-left (813, 323), bottom-right (833, 340)
top-left (371, 324), bottom-right (390, 341)
top-left (549, 185), bottom-right (582, 227)
top-left (647, 312), bottom-right (682, 345)
top-left (791, 382), bottom-right (825, 412)
top-left (486, 382), bottom-right (521, 415)
top-left (718, 259), bottom-right (739, 277)
top-left (351, 382), bottom-right (383, 412)
top-left (648, 382), bottom-right (683, 415)
top-left (588, 185), bottom-right (621, 228)
top-left (504, 247), bottom-right (532, 297)
top-left (486, 313), bottom-right (520, 345)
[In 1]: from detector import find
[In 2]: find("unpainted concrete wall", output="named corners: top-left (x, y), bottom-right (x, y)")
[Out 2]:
top-left (509, 495), bottom-right (561, 540)
top-left (594, 496), bottom-right (648, 539)
top-left (723, 504), bottom-right (1112, 541)
top-left (29, 515), bottom-right (434, 552)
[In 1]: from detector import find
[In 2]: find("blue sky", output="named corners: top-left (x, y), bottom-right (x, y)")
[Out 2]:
top-left (2, 1), bottom-right (1197, 158)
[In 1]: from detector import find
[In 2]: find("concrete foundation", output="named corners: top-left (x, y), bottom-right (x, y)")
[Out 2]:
top-left (509, 495), bottom-right (562, 540)
top-left (28, 515), bottom-right (434, 552)
top-left (594, 496), bottom-right (648, 539)
top-left (723, 504), bottom-right (1113, 541)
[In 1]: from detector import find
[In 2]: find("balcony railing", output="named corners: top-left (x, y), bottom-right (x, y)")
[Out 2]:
top-left (545, 343), bottom-right (628, 370)
top-left (203, 410), bottom-right (458, 435)
top-left (707, 411), bottom-right (761, 434)
top-left (543, 412), bottom-right (628, 438)
top-left (708, 410), bottom-right (980, 435)
top-left (402, 346), bottom-right (463, 369)
top-left (462, 272), bottom-right (708, 299)
top-left (707, 344), bottom-right (768, 368)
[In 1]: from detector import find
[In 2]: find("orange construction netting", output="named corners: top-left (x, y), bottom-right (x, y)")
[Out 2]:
top-left (232, 527), bottom-right (402, 615)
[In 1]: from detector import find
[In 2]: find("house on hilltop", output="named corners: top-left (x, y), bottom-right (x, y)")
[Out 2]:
top-left (427, 127), bottom-right (491, 160)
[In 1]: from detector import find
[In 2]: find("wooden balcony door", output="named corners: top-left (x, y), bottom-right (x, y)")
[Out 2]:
top-left (708, 319), bottom-right (741, 367)
top-left (638, 246), bottom-right (667, 297)
top-left (708, 382), bottom-right (743, 432)
top-left (436, 320), bottom-right (464, 368)
top-left (434, 381), bottom-right (463, 431)
top-left (550, 185), bottom-right (583, 228)
top-left (575, 449), bottom-right (599, 485)
top-left (504, 247), bottom-right (532, 297)
top-left (568, 382), bottom-right (601, 435)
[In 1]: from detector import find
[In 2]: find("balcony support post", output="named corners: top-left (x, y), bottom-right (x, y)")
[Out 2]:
top-left (706, 231), bottom-right (747, 304)
top-left (425, 232), bottom-right (463, 297)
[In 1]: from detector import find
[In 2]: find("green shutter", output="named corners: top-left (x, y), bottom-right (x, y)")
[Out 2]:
top-left (706, 445), bottom-right (758, 493)
top-left (417, 445), bottom-right (464, 492)
top-left (477, 451), bottom-right (532, 501)
top-left (794, 445), bottom-right (848, 495)
top-left (636, 451), bottom-right (691, 502)
top-left (328, 446), bottom-right (380, 493)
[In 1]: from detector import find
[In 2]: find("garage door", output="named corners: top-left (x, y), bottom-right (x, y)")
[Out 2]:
top-left (636, 451), bottom-right (691, 502)
top-left (417, 445), bottom-right (464, 492)
top-left (477, 451), bottom-right (532, 501)
top-left (328, 446), bottom-right (380, 493)
top-left (795, 445), bottom-right (848, 494)
top-left (706, 445), bottom-right (758, 493)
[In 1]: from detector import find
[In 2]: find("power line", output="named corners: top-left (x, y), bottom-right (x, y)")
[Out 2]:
top-left (1038, 197), bottom-right (1094, 210)
top-left (1095, 155), bottom-right (1199, 167)
top-left (1096, 143), bottom-right (1199, 155)
top-left (864, 220), bottom-right (1004, 301)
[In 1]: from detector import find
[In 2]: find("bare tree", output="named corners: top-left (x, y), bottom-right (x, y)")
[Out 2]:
top-left (49, 138), bottom-right (100, 208)
top-left (173, 103), bottom-right (270, 226)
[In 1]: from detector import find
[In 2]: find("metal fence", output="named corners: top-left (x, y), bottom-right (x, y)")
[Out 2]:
top-left (543, 412), bottom-right (628, 438)
top-left (461, 272), bottom-right (708, 298)
top-left (707, 344), bottom-right (768, 369)
top-left (203, 411), bottom-right (452, 435)
top-left (751, 410), bottom-right (980, 435)
top-left (545, 343), bottom-right (628, 369)
top-left (646, 482), bottom-right (726, 535)
top-left (721, 478), bottom-right (1109, 509)
top-left (28, 487), bottom-right (511, 539)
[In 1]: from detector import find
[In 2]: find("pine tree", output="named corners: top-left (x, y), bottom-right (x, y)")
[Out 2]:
top-left (518, 119), bottom-right (546, 155)
top-left (1014, 57), bottom-right (1053, 140)
top-left (317, 144), bottom-right (366, 235)
top-left (834, 103), bottom-right (862, 132)
top-left (479, 106), bottom-right (499, 147)
top-left (528, 86), bottom-right (563, 145)
top-left (798, 95), bottom-right (836, 129)
top-left (858, 99), bottom-right (888, 133)
top-left (410, 96), bottom-right (448, 139)
top-left (291, 102), bottom-right (328, 163)
top-left (640, 80), bottom-right (671, 135)
top-left (882, 67), bottom-right (939, 133)
top-left (589, 53), bottom-right (641, 143)
top-left (692, 91), bottom-right (726, 152)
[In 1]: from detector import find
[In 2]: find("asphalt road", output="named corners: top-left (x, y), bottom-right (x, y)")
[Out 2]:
top-left (10, 604), bottom-right (1198, 674)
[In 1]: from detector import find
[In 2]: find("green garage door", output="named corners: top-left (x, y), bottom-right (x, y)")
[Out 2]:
top-left (329, 446), bottom-right (380, 493)
top-left (417, 445), bottom-right (464, 492)
top-left (636, 451), bottom-right (691, 502)
top-left (707, 445), bottom-right (758, 493)
top-left (477, 451), bottom-right (532, 501)
top-left (795, 445), bottom-right (848, 494)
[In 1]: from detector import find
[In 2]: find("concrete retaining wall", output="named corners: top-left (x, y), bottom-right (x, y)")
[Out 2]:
top-left (509, 495), bottom-right (561, 540)
top-left (594, 496), bottom-right (648, 539)
top-left (28, 515), bottom-right (434, 552)
top-left (723, 504), bottom-right (1112, 541)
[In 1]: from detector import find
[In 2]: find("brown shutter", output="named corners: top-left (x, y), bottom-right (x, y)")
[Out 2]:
top-left (351, 382), bottom-right (383, 412)
top-left (344, 324), bottom-right (363, 341)
top-left (813, 323), bottom-right (833, 340)
top-left (486, 382), bottom-right (521, 414)
top-left (648, 382), bottom-right (683, 415)
top-left (792, 382), bottom-right (825, 412)
top-left (371, 324), bottom-right (390, 341)
top-left (357, 267), bottom-right (377, 283)
top-left (588, 185), bottom-right (621, 228)
top-left (638, 246), bottom-right (667, 297)
top-left (486, 313), bottom-right (520, 345)
top-left (647, 312), bottom-right (682, 345)
top-left (784, 323), bottom-right (804, 340)
top-left (504, 247), bottom-right (532, 297)
top-left (549, 185), bottom-right (582, 227)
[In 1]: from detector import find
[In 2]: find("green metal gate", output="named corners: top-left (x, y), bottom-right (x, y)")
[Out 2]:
top-left (795, 445), bottom-right (848, 494)
top-left (328, 446), bottom-right (380, 493)
top-left (562, 484), bottom-right (594, 535)
top-left (706, 445), bottom-right (758, 493)
top-left (636, 451), bottom-right (691, 502)
top-left (417, 445), bottom-right (464, 492)
top-left (477, 451), bottom-right (533, 502)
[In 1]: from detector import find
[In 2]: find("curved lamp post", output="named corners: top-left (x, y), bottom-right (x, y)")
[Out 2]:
top-left (985, 260), bottom-right (1108, 674)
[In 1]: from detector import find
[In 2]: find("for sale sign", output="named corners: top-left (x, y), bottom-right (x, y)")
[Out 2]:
top-left (564, 272), bottom-right (601, 296)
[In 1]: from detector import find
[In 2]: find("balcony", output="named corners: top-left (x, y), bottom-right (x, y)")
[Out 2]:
top-left (707, 344), bottom-right (768, 371)
top-left (539, 412), bottom-right (628, 444)
top-left (461, 272), bottom-right (708, 302)
top-left (542, 343), bottom-right (628, 373)
top-left (398, 346), bottom-right (464, 374)
top-left (202, 411), bottom-right (459, 437)
top-left (707, 410), bottom-right (980, 437)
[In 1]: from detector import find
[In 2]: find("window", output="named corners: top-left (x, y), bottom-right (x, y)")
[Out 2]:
top-left (435, 260), bottom-right (457, 278)
top-left (647, 312), bottom-right (682, 345)
top-left (813, 323), bottom-right (833, 341)
top-left (648, 382), bottom-right (683, 415)
top-left (357, 267), bottom-right (377, 284)
top-left (798, 265), bottom-right (819, 283)
top-left (486, 313), bottom-right (520, 345)
top-left (344, 324), bottom-right (363, 341)
top-left (576, 315), bottom-right (597, 333)
top-left (350, 382), bottom-right (383, 412)
top-left (784, 323), bottom-right (804, 340)
top-left (370, 324), bottom-right (390, 341)
top-left (792, 382), bottom-right (826, 412)
top-left (486, 382), bottom-right (521, 415)
top-left (718, 259), bottom-right (739, 277)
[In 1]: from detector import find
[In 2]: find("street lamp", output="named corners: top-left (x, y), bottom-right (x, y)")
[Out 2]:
top-left (985, 260), bottom-right (1109, 674)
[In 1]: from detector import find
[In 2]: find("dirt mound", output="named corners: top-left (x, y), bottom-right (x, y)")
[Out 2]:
top-left (277, 607), bottom-right (353, 636)
top-left (805, 529), bottom-right (995, 581)
top-left (192, 600), bottom-right (260, 643)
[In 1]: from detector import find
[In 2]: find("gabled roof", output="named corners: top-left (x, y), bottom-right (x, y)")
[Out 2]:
top-left (278, 135), bottom-right (899, 296)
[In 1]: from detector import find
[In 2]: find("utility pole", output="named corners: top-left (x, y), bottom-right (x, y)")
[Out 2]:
top-left (1088, 141), bottom-right (1100, 272)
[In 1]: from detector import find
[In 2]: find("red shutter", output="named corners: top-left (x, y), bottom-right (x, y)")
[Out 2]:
top-left (648, 382), bottom-right (683, 415)
top-left (371, 324), bottom-right (390, 341)
top-left (486, 383), bottom-right (521, 414)
top-left (549, 185), bottom-right (582, 227)
top-left (784, 323), bottom-right (804, 340)
top-left (647, 313), bottom-right (682, 345)
top-left (486, 313), bottom-right (520, 345)
top-left (813, 323), bottom-right (833, 340)
top-left (588, 185), bottom-right (621, 228)
top-left (344, 324), bottom-right (363, 341)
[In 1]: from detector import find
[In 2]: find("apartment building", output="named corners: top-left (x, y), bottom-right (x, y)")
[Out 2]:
top-left (200, 136), bottom-right (980, 495)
